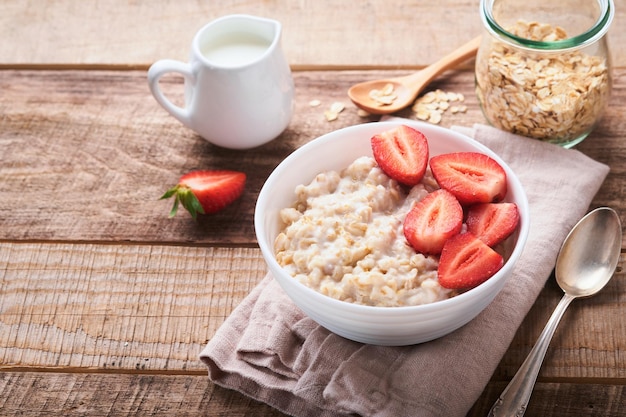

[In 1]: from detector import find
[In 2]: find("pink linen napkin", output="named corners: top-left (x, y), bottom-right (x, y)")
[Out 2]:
top-left (200, 123), bottom-right (610, 417)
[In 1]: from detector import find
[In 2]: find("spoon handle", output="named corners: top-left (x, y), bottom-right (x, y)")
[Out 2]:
top-left (400, 36), bottom-right (481, 86)
top-left (488, 293), bottom-right (575, 417)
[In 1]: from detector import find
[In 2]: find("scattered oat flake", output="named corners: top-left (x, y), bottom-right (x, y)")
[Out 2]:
top-left (410, 88), bottom-right (466, 124)
top-left (324, 110), bottom-right (339, 122)
top-left (317, 101), bottom-right (347, 122)
top-left (420, 92), bottom-right (435, 103)
top-left (428, 110), bottom-right (442, 124)
top-left (330, 102), bottom-right (345, 114)
top-left (414, 106), bottom-right (430, 120)
top-left (450, 105), bottom-right (468, 114)
top-left (357, 109), bottom-right (371, 117)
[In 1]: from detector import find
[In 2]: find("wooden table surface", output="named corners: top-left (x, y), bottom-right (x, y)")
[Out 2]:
top-left (1, 1), bottom-right (625, 416)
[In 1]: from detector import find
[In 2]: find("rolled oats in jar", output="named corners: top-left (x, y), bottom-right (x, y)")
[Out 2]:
top-left (475, 0), bottom-right (614, 147)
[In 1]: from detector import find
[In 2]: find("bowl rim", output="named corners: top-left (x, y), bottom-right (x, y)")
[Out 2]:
top-left (255, 121), bottom-right (530, 313)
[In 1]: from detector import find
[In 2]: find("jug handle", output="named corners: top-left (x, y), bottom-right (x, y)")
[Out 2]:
top-left (147, 59), bottom-right (194, 125)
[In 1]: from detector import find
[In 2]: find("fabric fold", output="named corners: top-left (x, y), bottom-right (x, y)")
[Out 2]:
top-left (201, 123), bottom-right (610, 417)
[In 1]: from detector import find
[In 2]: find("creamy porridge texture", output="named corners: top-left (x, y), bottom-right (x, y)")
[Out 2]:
top-left (274, 156), bottom-right (457, 307)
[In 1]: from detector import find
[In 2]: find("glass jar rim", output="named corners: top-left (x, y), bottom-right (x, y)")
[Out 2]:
top-left (480, 0), bottom-right (615, 51)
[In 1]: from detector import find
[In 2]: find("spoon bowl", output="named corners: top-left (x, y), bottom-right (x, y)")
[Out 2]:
top-left (347, 36), bottom-right (481, 115)
top-left (489, 207), bottom-right (622, 417)
top-left (556, 207), bottom-right (622, 297)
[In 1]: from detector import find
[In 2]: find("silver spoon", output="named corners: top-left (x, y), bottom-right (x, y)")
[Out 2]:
top-left (488, 207), bottom-right (622, 417)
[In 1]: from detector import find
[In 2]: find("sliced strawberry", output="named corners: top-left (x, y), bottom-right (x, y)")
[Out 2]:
top-left (371, 125), bottom-right (429, 186)
top-left (438, 232), bottom-right (504, 290)
top-left (466, 202), bottom-right (520, 247)
top-left (403, 189), bottom-right (463, 255)
top-left (430, 152), bottom-right (507, 205)
top-left (160, 170), bottom-right (246, 219)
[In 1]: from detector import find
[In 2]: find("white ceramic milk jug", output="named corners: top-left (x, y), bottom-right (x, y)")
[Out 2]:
top-left (148, 15), bottom-right (295, 149)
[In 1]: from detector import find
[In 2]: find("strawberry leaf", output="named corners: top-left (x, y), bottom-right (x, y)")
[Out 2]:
top-left (180, 187), bottom-right (205, 220)
top-left (169, 196), bottom-right (180, 218)
top-left (159, 188), bottom-right (178, 200)
top-left (160, 184), bottom-right (205, 220)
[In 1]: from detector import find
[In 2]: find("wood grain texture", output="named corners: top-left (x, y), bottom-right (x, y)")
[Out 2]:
top-left (2, 0), bottom-right (626, 69)
top-left (1, 241), bottom-right (624, 378)
top-left (0, 372), bottom-right (623, 417)
top-left (1, 1), bottom-right (485, 68)
top-left (0, 242), bottom-right (266, 372)
top-left (0, 372), bottom-right (285, 416)
top-left (469, 381), bottom-right (626, 417)
top-left (2, 69), bottom-right (626, 244)
top-left (0, 69), bottom-right (481, 243)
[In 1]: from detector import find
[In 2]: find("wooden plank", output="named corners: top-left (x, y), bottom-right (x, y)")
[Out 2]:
top-left (0, 1), bottom-right (485, 69)
top-left (0, 242), bottom-right (266, 372)
top-left (0, 372), bottom-right (285, 416)
top-left (1, 242), bottom-right (625, 379)
top-left (0, 372), bottom-right (623, 416)
top-left (2, 1), bottom-right (626, 69)
top-left (469, 380), bottom-right (626, 417)
top-left (2, 69), bottom-right (625, 244)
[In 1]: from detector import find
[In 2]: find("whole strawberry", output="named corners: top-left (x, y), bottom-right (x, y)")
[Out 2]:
top-left (161, 170), bottom-right (246, 219)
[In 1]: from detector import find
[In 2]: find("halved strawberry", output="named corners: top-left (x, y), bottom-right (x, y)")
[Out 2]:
top-left (466, 202), bottom-right (520, 247)
top-left (438, 232), bottom-right (504, 290)
top-left (160, 170), bottom-right (246, 219)
top-left (430, 152), bottom-right (507, 205)
top-left (403, 189), bottom-right (463, 255)
top-left (371, 125), bottom-right (429, 186)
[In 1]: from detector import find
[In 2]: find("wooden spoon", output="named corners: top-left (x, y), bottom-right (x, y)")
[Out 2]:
top-left (347, 36), bottom-right (481, 115)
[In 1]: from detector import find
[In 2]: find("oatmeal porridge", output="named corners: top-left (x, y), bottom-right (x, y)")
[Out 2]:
top-left (274, 156), bottom-right (458, 307)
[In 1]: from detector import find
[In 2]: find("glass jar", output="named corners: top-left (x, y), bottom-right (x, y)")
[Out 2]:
top-left (475, 0), bottom-right (614, 148)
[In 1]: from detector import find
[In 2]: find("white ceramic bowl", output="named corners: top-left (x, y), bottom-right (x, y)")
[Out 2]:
top-left (255, 121), bottom-right (530, 346)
